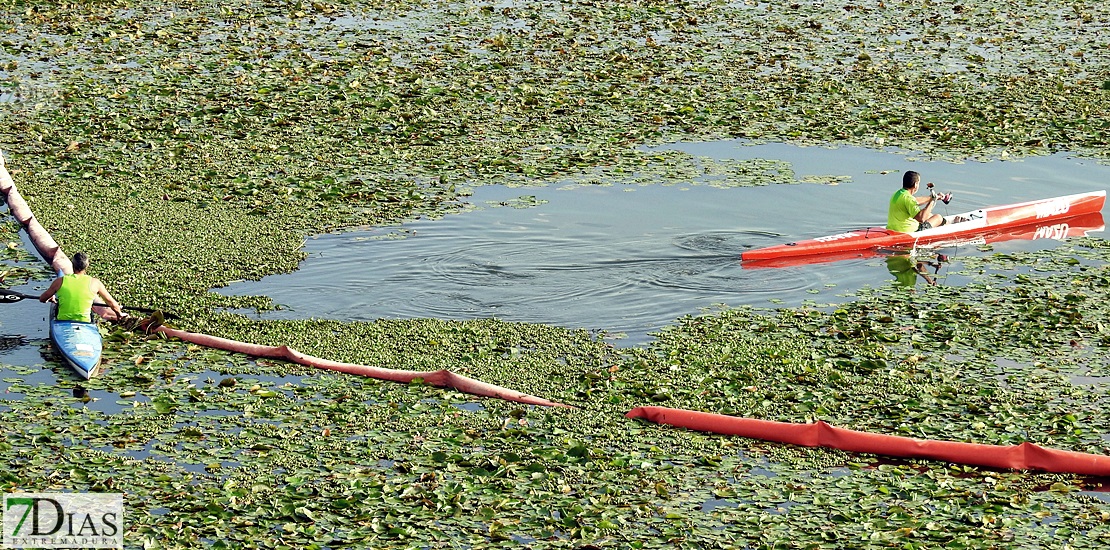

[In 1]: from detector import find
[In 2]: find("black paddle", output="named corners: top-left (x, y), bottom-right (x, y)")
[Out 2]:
top-left (0, 288), bottom-right (176, 318)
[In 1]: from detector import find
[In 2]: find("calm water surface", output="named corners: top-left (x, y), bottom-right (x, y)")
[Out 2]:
top-left (215, 142), bottom-right (1109, 346)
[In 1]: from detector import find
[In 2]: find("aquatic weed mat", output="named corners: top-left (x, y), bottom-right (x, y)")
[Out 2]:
top-left (4, 243), bottom-right (1110, 548)
top-left (2, 0), bottom-right (1110, 315)
top-left (2, 1), bottom-right (1110, 546)
top-left (3, 0), bottom-right (1110, 209)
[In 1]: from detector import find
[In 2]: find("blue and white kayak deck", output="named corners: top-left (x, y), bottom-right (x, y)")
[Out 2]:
top-left (49, 304), bottom-right (103, 379)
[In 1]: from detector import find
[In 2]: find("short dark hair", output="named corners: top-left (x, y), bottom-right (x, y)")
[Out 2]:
top-left (72, 252), bottom-right (89, 272)
top-left (902, 171), bottom-right (920, 189)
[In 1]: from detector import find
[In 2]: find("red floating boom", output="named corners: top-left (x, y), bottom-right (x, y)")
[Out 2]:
top-left (627, 406), bottom-right (1110, 476)
top-left (155, 326), bottom-right (573, 408)
top-left (1, 157), bottom-right (74, 277)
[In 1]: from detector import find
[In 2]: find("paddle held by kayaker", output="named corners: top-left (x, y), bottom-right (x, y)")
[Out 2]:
top-left (39, 252), bottom-right (125, 321)
top-left (886, 171), bottom-right (951, 232)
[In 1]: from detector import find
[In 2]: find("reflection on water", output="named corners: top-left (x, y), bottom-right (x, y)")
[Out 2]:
top-left (885, 254), bottom-right (946, 288)
top-left (217, 142), bottom-right (1109, 345)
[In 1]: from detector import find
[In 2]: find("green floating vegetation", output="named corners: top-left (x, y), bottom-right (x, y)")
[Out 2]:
top-left (3, 0), bottom-right (1110, 548)
top-left (486, 195), bottom-right (549, 209)
top-left (4, 242), bottom-right (1110, 548)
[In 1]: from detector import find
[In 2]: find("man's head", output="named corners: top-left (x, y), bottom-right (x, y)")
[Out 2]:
top-left (72, 252), bottom-right (89, 273)
top-left (903, 171), bottom-right (921, 189)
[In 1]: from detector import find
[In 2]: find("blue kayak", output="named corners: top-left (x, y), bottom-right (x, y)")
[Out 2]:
top-left (49, 304), bottom-right (103, 379)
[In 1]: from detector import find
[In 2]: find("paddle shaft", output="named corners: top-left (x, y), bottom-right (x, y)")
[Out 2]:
top-left (0, 289), bottom-right (166, 316)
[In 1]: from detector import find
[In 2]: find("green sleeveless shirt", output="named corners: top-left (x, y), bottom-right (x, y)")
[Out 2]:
top-left (56, 273), bottom-right (95, 322)
top-left (887, 188), bottom-right (921, 233)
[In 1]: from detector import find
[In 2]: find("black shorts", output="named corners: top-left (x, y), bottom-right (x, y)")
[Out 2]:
top-left (917, 220), bottom-right (933, 231)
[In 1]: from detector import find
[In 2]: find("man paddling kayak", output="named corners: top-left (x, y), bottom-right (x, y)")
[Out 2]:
top-left (887, 171), bottom-right (949, 232)
top-left (39, 252), bottom-right (124, 321)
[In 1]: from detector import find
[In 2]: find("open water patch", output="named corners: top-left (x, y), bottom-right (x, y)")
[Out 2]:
top-left (216, 142), bottom-right (1110, 345)
top-left (217, 182), bottom-right (845, 345)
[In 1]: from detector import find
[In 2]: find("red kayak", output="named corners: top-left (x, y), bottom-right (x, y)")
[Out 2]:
top-left (741, 190), bottom-right (1106, 267)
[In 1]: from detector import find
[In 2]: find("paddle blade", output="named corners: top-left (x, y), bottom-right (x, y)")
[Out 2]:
top-left (0, 289), bottom-right (35, 303)
top-left (141, 310), bottom-right (166, 333)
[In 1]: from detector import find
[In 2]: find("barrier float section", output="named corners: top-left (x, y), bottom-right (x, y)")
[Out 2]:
top-left (1, 153), bottom-right (570, 408)
top-left (0, 154), bottom-right (74, 277)
top-left (627, 406), bottom-right (1110, 476)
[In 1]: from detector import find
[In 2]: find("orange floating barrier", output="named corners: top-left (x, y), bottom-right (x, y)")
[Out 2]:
top-left (152, 325), bottom-right (573, 407)
top-left (1, 157), bottom-right (73, 277)
top-left (2, 154), bottom-right (570, 408)
top-left (627, 406), bottom-right (1110, 476)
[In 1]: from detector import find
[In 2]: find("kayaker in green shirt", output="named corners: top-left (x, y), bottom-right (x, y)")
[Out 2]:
top-left (887, 171), bottom-right (948, 232)
top-left (39, 252), bottom-right (124, 322)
